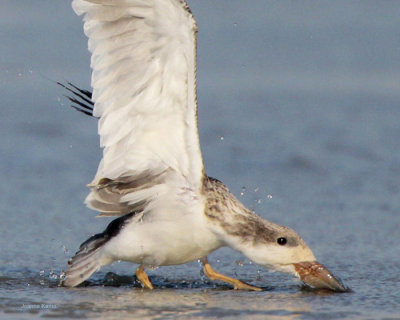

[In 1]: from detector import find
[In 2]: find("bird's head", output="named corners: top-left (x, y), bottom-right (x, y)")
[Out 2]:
top-left (205, 178), bottom-right (348, 292)
top-left (228, 221), bottom-right (348, 292)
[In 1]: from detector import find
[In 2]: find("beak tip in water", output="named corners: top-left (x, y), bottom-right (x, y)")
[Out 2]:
top-left (293, 261), bottom-right (350, 293)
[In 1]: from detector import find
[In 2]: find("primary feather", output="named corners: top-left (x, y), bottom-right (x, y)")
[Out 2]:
top-left (72, 0), bottom-right (204, 217)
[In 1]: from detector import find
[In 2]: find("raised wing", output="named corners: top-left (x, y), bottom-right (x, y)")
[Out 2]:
top-left (72, 0), bottom-right (204, 217)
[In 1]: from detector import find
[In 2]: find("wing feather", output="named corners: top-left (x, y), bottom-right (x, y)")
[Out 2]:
top-left (73, 0), bottom-right (204, 217)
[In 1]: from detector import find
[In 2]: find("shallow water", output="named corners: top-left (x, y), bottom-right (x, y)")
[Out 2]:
top-left (1, 0), bottom-right (400, 319)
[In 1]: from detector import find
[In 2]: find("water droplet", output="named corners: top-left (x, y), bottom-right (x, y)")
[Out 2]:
top-left (267, 194), bottom-right (273, 199)
top-left (148, 265), bottom-right (159, 271)
top-left (235, 260), bottom-right (244, 267)
top-left (220, 136), bottom-right (224, 141)
top-left (49, 271), bottom-right (58, 280)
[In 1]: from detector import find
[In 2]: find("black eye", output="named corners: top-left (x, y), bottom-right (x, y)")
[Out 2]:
top-left (277, 237), bottom-right (287, 245)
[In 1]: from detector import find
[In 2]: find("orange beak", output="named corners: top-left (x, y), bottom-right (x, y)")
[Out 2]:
top-left (293, 261), bottom-right (349, 292)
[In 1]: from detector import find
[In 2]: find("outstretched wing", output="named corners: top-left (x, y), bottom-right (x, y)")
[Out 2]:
top-left (72, 0), bottom-right (205, 217)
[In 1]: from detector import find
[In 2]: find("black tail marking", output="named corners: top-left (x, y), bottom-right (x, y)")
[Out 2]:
top-left (61, 212), bottom-right (136, 287)
top-left (79, 212), bottom-right (136, 253)
top-left (57, 82), bottom-right (95, 117)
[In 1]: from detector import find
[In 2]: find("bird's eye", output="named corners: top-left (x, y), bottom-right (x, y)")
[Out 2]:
top-left (277, 237), bottom-right (287, 245)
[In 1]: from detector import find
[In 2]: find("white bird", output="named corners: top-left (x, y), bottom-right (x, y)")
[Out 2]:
top-left (61, 0), bottom-right (347, 292)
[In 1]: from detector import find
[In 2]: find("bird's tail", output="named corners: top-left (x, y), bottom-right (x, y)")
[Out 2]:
top-left (61, 234), bottom-right (109, 287)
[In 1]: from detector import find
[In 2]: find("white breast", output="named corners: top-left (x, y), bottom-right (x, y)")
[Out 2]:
top-left (103, 212), bottom-right (222, 266)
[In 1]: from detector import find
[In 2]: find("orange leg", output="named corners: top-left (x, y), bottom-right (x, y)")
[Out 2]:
top-left (201, 257), bottom-right (262, 291)
top-left (135, 265), bottom-right (154, 289)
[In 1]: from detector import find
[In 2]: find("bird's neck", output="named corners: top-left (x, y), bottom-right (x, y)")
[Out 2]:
top-left (202, 176), bottom-right (274, 247)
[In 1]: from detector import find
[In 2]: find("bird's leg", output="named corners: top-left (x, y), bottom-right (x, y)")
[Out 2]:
top-left (135, 265), bottom-right (154, 289)
top-left (201, 257), bottom-right (262, 291)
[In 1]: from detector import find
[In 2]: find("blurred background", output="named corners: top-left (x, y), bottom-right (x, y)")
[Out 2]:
top-left (0, 0), bottom-right (399, 318)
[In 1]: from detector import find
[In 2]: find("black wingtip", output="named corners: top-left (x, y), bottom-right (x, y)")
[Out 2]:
top-left (67, 82), bottom-right (93, 100)
top-left (57, 81), bottom-right (96, 118)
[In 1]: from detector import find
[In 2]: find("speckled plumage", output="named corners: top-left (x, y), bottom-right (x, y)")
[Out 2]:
top-left (204, 177), bottom-right (288, 245)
